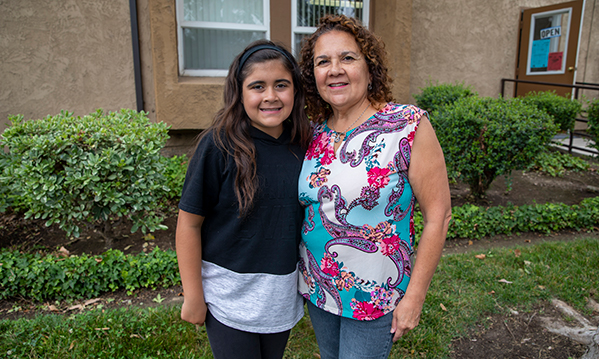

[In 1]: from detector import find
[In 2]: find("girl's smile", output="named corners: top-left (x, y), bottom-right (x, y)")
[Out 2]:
top-left (242, 59), bottom-right (294, 138)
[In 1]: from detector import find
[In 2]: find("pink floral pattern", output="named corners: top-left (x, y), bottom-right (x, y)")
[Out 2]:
top-left (367, 167), bottom-right (392, 189)
top-left (306, 131), bottom-right (336, 165)
top-left (379, 234), bottom-right (401, 256)
top-left (350, 300), bottom-right (385, 320)
top-left (298, 103), bottom-right (427, 321)
top-left (320, 253), bottom-right (340, 277)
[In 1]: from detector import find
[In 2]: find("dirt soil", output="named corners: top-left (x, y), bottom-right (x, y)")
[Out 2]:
top-left (1, 165), bottom-right (599, 358)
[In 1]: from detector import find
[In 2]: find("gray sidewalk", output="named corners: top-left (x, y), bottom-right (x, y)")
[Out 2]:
top-left (552, 133), bottom-right (598, 158)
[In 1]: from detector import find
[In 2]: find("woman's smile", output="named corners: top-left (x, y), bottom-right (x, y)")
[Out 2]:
top-left (313, 30), bottom-right (371, 114)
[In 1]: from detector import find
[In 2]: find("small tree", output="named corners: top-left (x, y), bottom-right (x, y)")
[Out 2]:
top-left (431, 97), bottom-right (557, 198)
top-left (520, 91), bottom-right (582, 132)
top-left (414, 82), bottom-right (476, 114)
top-left (0, 109), bottom-right (171, 248)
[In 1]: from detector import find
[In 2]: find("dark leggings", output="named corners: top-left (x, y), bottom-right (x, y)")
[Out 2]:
top-left (205, 310), bottom-right (291, 359)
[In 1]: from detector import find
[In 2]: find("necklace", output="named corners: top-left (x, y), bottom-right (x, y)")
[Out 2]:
top-left (330, 102), bottom-right (371, 143)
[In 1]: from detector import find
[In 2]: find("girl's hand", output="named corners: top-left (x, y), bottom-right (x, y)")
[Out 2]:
top-left (181, 297), bottom-right (208, 326)
top-left (390, 295), bottom-right (423, 342)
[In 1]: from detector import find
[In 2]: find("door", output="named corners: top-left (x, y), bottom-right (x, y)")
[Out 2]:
top-left (515, 0), bottom-right (584, 97)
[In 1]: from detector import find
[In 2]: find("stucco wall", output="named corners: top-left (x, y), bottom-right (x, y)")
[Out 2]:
top-left (148, 0), bottom-right (223, 130)
top-left (0, 0), bottom-right (136, 133)
top-left (372, 0), bottom-right (413, 104)
top-left (577, 0), bottom-right (599, 100)
top-left (410, 0), bottom-right (599, 101)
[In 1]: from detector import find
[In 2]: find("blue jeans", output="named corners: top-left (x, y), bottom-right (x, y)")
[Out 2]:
top-left (307, 301), bottom-right (394, 359)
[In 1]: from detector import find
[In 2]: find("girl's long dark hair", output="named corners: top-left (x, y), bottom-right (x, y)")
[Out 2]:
top-left (197, 40), bottom-right (310, 216)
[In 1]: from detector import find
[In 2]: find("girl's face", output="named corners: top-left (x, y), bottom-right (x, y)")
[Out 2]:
top-left (241, 59), bottom-right (294, 138)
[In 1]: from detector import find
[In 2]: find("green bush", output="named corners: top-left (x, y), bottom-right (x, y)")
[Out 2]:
top-left (431, 97), bottom-right (557, 197)
top-left (161, 154), bottom-right (188, 201)
top-left (0, 247), bottom-right (180, 301)
top-left (520, 91), bottom-right (582, 132)
top-left (0, 109), bottom-right (171, 243)
top-left (588, 97), bottom-right (599, 151)
top-left (413, 197), bottom-right (599, 241)
top-left (414, 82), bottom-right (476, 113)
top-left (0, 152), bottom-right (15, 213)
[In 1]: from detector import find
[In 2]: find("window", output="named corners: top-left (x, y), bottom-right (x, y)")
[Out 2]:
top-left (292, 0), bottom-right (369, 55)
top-left (176, 0), bottom-right (369, 76)
top-left (176, 0), bottom-right (269, 76)
top-left (527, 8), bottom-right (572, 75)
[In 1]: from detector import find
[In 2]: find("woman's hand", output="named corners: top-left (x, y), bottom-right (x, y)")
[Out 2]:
top-left (390, 294), bottom-right (423, 342)
top-left (389, 114), bottom-right (452, 342)
top-left (181, 296), bottom-right (208, 326)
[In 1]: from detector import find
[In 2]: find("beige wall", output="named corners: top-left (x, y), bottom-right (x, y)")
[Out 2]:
top-left (148, 0), bottom-right (223, 130)
top-left (0, 0), bottom-right (137, 133)
top-left (2, 0), bottom-right (597, 134)
top-left (372, 0), bottom-right (413, 103)
top-left (577, 0), bottom-right (599, 101)
top-left (410, 0), bottom-right (599, 102)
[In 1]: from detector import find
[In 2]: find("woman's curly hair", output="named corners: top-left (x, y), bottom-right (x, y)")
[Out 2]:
top-left (299, 14), bottom-right (394, 123)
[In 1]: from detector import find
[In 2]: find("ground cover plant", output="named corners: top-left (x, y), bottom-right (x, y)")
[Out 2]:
top-left (1, 238), bottom-right (597, 358)
top-left (2, 195), bottom-right (597, 304)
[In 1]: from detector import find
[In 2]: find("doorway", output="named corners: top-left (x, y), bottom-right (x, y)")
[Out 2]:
top-left (515, 0), bottom-right (585, 97)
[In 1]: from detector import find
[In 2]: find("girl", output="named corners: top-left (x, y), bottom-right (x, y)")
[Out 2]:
top-left (176, 40), bottom-right (311, 359)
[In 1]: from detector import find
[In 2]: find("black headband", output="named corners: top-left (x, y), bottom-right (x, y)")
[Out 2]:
top-left (236, 44), bottom-right (295, 78)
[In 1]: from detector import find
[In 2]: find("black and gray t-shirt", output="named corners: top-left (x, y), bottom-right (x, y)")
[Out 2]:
top-left (179, 125), bottom-right (305, 333)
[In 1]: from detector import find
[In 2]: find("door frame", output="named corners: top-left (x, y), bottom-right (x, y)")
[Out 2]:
top-left (515, 0), bottom-right (585, 97)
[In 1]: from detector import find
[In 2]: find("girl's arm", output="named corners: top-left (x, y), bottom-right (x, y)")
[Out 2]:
top-left (176, 209), bottom-right (208, 325)
top-left (391, 116), bottom-right (452, 342)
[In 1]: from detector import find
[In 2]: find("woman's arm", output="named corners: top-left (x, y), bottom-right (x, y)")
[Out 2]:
top-left (176, 209), bottom-right (208, 325)
top-left (391, 115), bottom-right (452, 342)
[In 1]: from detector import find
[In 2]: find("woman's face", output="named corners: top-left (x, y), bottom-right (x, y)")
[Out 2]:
top-left (312, 30), bottom-right (371, 114)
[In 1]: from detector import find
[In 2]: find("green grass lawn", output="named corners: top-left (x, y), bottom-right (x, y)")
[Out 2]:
top-left (1, 236), bottom-right (597, 359)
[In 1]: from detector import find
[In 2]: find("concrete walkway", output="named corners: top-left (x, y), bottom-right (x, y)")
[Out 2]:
top-left (552, 133), bottom-right (598, 158)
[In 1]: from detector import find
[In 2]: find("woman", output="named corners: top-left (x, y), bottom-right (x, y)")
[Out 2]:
top-left (297, 15), bottom-right (452, 358)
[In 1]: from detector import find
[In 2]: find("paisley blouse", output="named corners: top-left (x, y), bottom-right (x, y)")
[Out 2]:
top-left (298, 103), bottom-right (426, 321)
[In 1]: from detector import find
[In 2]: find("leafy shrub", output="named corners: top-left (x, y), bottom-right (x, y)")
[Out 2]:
top-left (527, 149), bottom-right (590, 177)
top-left (431, 97), bottom-right (557, 197)
top-left (520, 91), bottom-right (582, 132)
top-left (0, 109), bottom-right (171, 245)
top-left (161, 154), bottom-right (188, 201)
top-left (0, 247), bottom-right (180, 301)
top-left (413, 196), bottom-right (599, 241)
top-left (414, 82), bottom-right (476, 113)
top-left (0, 152), bottom-right (15, 213)
top-left (588, 97), bottom-right (599, 151)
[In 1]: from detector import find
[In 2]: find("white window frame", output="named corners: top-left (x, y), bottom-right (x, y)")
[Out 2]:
top-left (526, 7), bottom-right (572, 76)
top-left (291, 0), bottom-right (370, 55)
top-left (176, 0), bottom-right (270, 77)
